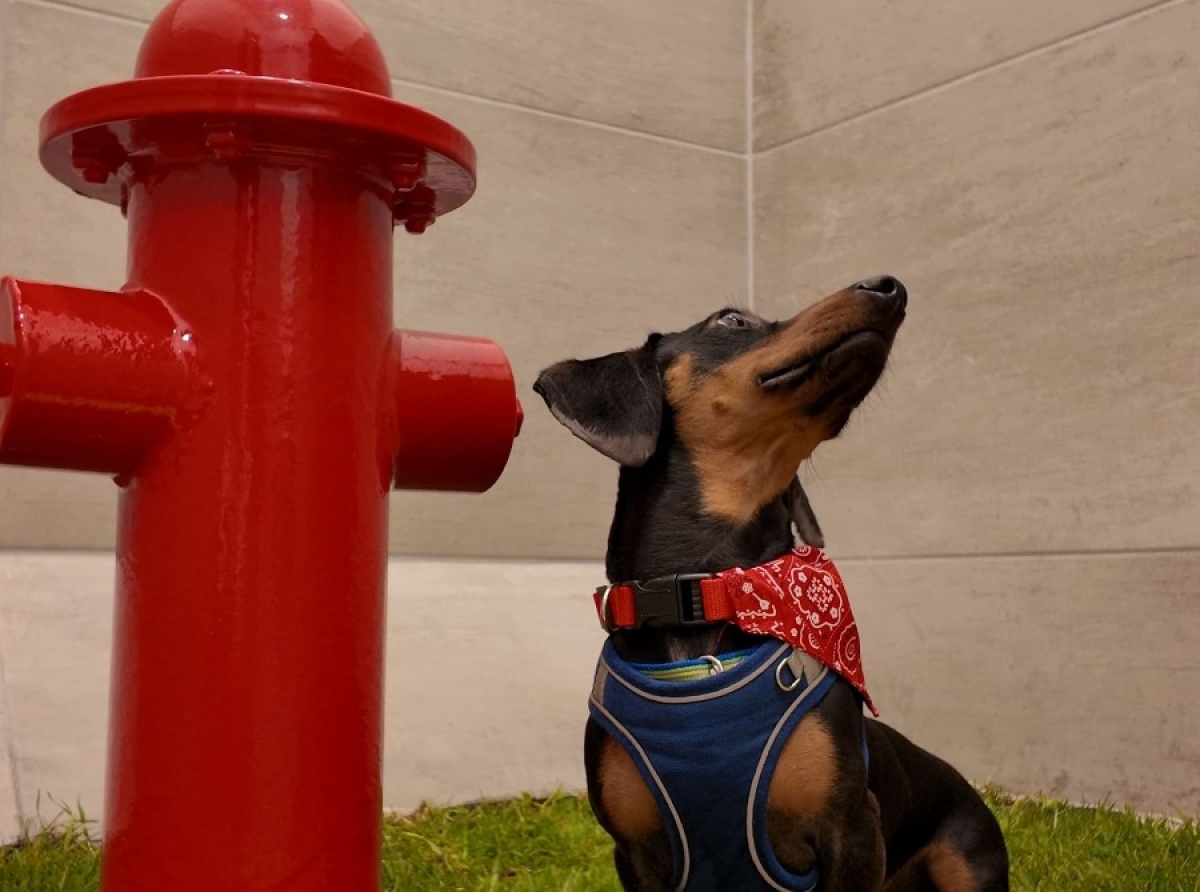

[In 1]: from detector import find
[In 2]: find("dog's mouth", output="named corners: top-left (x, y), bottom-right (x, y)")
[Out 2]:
top-left (758, 330), bottom-right (888, 392)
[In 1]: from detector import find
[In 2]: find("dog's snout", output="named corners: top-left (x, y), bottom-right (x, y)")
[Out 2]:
top-left (852, 275), bottom-right (907, 310)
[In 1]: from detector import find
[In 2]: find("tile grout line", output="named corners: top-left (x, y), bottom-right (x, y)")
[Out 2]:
top-left (27, 0), bottom-right (143, 28)
top-left (744, 0), bottom-right (755, 312)
top-left (754, 0), bottom-right (1191, 158)
top-left (3, 546), bottom-right (1200, 563)
top-left (388, 76), bottom-right (743, 159)
top-left (382, 545), bottom-right (1200, 565)
top-left (837, 545), bottom-right (1200, 564)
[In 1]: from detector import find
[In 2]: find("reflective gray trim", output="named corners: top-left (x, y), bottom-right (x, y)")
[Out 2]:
top-left (591, 660), bottom-right (610, 706)
top-left (589, 696), bottom-right (691, 892)
top-left (600, 643), bottom-right (791, 705)
top-left (745, 664), bottom-right (829, 892)
top-left (786, 650), bottom-right (825, 690)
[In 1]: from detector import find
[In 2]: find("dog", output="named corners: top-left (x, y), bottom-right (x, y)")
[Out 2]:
top-left (534, 276), bottom-right (1009, 891)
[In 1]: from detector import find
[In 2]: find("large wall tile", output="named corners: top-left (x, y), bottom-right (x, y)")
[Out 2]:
top-left (54, 0), bottom-right (171, 22)
top-left (0, 559), bottom-right (20, 841)
top-left (0, 722), bottom-right (17, 840)
top-left (756, 0), bottom-right (1200, 558)
top-left (0, 474), bottom-right (120, 550)
top-left (0, 1), bottom-right (132, 287)
top-left (384, 559), bottom-right (604, 812)
top-left (389, 85), bottom-right (747, 559)
top-left (0, 554), bottom-right (112, 831)
top-left (754, 0), bottom-right (1165, 149)
top-left (366, 0), bottom-right (747, 152)
top-left (842, 551), bottom-right (1200, 816)
top-left (51, 0), bottom-right (748, 151)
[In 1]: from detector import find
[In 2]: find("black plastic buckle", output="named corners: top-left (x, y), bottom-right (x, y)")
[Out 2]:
top-left (626, 573), bottom-right (714, 629)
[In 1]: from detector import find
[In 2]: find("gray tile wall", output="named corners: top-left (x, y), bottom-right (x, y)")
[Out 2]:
top-left (754, 0), bottom-right (1200, 817)
top-left (755, 0), bottom-right (1200, 559)
top-left (3, 550), bottom-right (1195, 841)
top-left (847, 555), bottom-right (1200, 816)
top-left (752, 0), bottom-right (1168, 149)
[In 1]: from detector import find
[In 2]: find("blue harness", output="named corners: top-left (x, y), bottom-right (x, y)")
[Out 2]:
top-left (589, 639), bottom-right (839, 892)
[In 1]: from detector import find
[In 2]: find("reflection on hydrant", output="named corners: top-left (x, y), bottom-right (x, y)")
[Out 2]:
top-left (0, 0), bottom-right (521, 890)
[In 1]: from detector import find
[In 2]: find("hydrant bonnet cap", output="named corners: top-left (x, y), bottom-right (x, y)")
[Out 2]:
top-left (136, 0), bottom-right (392, 96)
top-left (39, 0), bottom-right (475, 215)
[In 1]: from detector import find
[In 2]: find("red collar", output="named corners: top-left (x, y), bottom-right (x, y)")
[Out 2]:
top-left (595, 546), bottom-right (876, 715)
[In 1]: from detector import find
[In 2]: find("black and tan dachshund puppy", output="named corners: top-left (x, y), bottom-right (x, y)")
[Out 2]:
top-left (535, 277), bottom-right (1008, 892)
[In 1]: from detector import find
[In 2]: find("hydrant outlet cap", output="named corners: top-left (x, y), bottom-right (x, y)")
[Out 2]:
top-left (136, 0), bottom-right (392, 96)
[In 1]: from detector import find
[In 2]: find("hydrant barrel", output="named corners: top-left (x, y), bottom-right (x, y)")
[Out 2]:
top-left (105, 154), bottom-right (394, 891)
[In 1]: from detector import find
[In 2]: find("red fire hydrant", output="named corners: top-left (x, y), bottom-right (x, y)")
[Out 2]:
top-left (0, 0), bottom-right (521, 889)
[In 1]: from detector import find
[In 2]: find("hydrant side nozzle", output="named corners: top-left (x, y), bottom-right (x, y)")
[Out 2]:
top-left (0, 278), bottom-right (192, 476)
top-left (390, 329), bottom-right (520, 493)
top-left (0, 342), bottom-right (13, 400)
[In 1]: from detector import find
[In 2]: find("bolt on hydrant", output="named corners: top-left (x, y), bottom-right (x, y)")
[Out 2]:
top-left (0, 0), bottom-right (522, 889)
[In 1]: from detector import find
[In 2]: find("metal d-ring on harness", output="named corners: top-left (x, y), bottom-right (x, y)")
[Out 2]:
top-left (777, 649), bottom-right (828, 694)
top-left (775, 657), bottom-right (804, 692)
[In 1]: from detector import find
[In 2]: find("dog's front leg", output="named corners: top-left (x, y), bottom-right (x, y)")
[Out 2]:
top-left (611, 841), bottom-right (675, 892)
top-left (767, 788), bottom-right (886, 891)
top-left (585, 719), bottom-right (674, 891)
top-left (767, 704), bottom-right (886, 891)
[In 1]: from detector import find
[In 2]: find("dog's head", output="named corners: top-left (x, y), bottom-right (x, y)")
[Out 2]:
top-left (534, 276), bottom-right (906, 544)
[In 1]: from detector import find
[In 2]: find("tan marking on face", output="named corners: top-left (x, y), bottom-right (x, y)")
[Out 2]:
top-left (766, 713), bottom-right (837, 818)
top-left (598, 736), bottom-right (662, 841)
top-left (666, 287), bottom-right (893, 522)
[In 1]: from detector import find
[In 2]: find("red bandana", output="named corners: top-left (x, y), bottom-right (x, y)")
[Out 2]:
top-left (715, 546), bottom-right (875, 715)
top-left (599, 546), bottom-right (876, 715)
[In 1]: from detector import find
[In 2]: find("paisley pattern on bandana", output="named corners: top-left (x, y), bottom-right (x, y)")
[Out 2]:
top-left (718, 546), bottom-right (876, 715)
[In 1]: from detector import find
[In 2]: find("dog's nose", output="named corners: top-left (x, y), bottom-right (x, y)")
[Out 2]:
top-left (852, 275), bottom-right (907, 310)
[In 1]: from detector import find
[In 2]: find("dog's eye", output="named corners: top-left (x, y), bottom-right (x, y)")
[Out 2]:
top-left (715, 311), bottom-right (752, 329)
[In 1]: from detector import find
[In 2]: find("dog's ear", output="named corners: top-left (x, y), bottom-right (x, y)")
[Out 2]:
top-left (785, 477), bottom-right (825, 548)
top-left (533, 338), bottom-right (662, 467)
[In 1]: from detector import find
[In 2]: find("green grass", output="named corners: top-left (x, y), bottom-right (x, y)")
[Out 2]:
top-left (3, 789), bottom-right (1197, 891)
top-left (382, 794), bottom-right (613, 891)
top-left (1, 796), bottom-right (101, 892)
top-left (986, 788), bottom-right (1200, 891)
